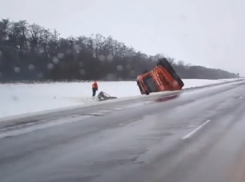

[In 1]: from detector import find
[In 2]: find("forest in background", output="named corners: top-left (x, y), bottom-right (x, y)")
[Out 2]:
top-left (0, 19), bottom-right (239, 83)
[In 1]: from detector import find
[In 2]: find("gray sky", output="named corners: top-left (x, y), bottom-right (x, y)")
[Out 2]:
top-left (1, 0), bottom-right (245, 75)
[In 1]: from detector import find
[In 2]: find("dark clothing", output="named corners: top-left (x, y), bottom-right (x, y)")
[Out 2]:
top-left (92, 82), bottom-right (98, 97)
top-left (92, 88), bottom-right (97, 97)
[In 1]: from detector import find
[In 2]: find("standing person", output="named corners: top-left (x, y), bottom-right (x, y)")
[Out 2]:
top-left (92, 81), bottom-right (98, 97)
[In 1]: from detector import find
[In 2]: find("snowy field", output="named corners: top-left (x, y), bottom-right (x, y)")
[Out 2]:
top-left (0, 79), bottom-right (241, 120)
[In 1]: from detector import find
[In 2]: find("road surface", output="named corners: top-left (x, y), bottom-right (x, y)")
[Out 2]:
top-left (0, 81), bottom-right (245, 182)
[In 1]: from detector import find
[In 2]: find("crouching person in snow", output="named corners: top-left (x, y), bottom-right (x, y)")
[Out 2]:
top-left (92, 81), bottom-right (98, 97)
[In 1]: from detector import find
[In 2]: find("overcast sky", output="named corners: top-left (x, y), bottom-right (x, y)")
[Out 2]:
top-left (1, 0), bottom-right (245, 75)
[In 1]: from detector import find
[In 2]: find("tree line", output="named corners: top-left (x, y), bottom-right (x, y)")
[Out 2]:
top-left (0, 19), bottom-right (239, 83)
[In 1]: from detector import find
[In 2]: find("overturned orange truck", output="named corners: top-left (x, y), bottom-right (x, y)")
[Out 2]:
top-left (136, 58), bottom-right (184, 95)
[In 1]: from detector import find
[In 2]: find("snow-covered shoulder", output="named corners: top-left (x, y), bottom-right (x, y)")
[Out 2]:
top-left (0, 78), bottom-right (241, 120)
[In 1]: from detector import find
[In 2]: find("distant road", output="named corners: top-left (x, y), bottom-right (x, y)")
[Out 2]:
top-left (1, 80), bottom-right (245, 182)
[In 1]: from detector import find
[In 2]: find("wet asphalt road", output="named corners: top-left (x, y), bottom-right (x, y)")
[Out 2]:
top-left (1, 81), bottom-right (245, 182)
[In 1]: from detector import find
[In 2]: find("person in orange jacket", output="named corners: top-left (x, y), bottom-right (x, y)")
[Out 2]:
top-left (92, 81), bottom-right (98, 97)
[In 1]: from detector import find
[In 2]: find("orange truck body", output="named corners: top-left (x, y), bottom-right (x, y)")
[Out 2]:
top-left (136, 58), bottom-right (184, 95)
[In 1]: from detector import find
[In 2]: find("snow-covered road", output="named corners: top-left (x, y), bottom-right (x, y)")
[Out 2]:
top-left (0, 79), bottom-right (240, 119)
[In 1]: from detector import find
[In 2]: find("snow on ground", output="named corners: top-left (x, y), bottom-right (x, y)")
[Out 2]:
top-left (0, 79), bottom-right (240, 120)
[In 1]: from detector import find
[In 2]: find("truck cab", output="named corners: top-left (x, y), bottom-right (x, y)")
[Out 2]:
top-left (136, 58), bottom-right (184, 95)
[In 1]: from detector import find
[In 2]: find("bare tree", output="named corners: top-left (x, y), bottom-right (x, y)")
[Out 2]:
top-left (0, 19), bottom-right (239, 83)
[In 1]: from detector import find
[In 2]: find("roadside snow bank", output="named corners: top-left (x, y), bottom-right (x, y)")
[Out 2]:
top-left (0, 78), bottom-right (241, 119)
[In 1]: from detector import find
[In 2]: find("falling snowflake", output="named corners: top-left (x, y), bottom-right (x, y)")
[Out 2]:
top-left (73, 44), bottom-right (80, 52)
top-left (107, 54), bottom-right (114, 62)
top-left (117, 65), bottom-right (123, 71)
top-left (79, 69), bottom-right (86, 75)
top-left (38, 73), bottom-right (43, 79)
top-left (52, 57), bottom-right (59, 64)
top-left (14, 67), bottom-right (20, 73)
top-left (98, 55), bottom-right (105, 61)
top-left (130, 70), bottom-right (135, 76)
top-left (28, 64), bottom-right (35, 70)
top-left (105, 73), bottom-right (116, 81)
top-left (57, 53), bottom-right (64, 59)
top-left (47, 63), bottom-right (54, 69)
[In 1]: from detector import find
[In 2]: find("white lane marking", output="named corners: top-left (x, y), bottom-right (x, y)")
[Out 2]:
top-left (0, 115), bottom-right (92, 139)
top-left (88, 113), bottom-right (104, 116)
top-left (98, 110), bottom-right (112, 113)
top-left (91, 110), bottom-right (112, 114)
top-left (113, 108), bottom-right (123, 110)
top-left (182, 120), bottom-right (211, 140)
top-left (123, 101), bottom-right (153, 109)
